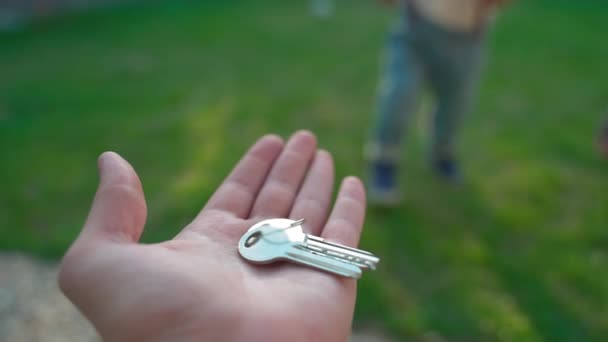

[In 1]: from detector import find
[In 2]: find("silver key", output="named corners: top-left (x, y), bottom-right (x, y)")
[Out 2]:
top-left (238, 219), bottom-right (362, 278)
top-left (238, 218), bottom-right (379, 278)
top-left (270, 218), bottom-right (379, 270)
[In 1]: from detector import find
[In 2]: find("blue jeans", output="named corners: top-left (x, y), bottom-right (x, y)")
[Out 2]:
top-left (369, 13), bottom-right (486, 162)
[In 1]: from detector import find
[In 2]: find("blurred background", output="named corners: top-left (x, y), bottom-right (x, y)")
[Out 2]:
top-left (0, 0), bottom-right (607, 340)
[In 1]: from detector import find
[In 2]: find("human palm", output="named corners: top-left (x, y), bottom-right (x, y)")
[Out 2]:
top-left (59, 131), bottom-right (367, 341)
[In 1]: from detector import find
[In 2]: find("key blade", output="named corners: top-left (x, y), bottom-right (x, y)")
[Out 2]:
top-left (285, 246), bottom-right (362, 279)
top-left (306, 235), bottom-right (374, 255)
top-left (305, 236), bottom-right (380, 270)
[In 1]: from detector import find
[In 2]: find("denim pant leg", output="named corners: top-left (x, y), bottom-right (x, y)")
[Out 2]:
top-left (426, 35), bottom-right (485, 159)
top-left (368, 29), bottom-right (424, 163)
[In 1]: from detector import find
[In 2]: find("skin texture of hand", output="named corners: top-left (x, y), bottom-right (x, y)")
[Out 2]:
top-left (58, 131), bottom-right (367, 342)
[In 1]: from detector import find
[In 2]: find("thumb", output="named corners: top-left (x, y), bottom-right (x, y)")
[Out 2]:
top-left (77, 152), bottom-right (148, 245)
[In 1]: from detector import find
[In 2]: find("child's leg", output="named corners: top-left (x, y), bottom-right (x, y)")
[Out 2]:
top-left (368, 28), bottom-right (424, 164)
top-left (427, 34), bottom-right (485, 164)
top-left (366, 26), bottom-right (424, 203)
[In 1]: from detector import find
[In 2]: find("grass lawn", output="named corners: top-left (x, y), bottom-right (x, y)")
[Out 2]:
top-left (1, 0), bottom-right (607, 340)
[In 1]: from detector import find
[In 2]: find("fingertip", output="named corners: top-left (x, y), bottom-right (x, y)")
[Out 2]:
top-left (248, 135), bottom-right (285, 159)
top-left (97, 151), bottom-right (128, 173)
top-left (97, 151), bottom-right (117, 172)
top-left (290, 129), bottom-right (317, 145)
top-left (341, 176), bottom-right (366, 197)
top-left (316, 149), bottom-right (333, 160)
top-left (343, 175), bottom-right (362, 184)
top-left (294, 129), bottom-right (315, 137)
top-left (313, 149), bottom-right (334, 170)
top-left (96, 151), bottom-right (140, 189)
top-left (258, 134), bottom-right (285, 148)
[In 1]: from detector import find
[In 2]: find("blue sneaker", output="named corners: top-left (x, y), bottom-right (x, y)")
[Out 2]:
top-left (368, 161), bottom-right (401, 206)
top-left (432, 158), bottom-right (462, 183)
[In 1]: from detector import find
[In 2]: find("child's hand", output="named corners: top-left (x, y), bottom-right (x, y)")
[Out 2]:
top-left (58, 131), bottom-right (366, 341)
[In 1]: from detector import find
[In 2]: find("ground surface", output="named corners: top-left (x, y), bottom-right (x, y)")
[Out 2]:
top-left (1, 0), bottom-right (607, 340)
top-left (0, 254), bottom-right (96, 342)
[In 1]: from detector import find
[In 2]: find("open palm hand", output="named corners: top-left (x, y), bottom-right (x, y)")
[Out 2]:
top-left (59, 131), bottom-right (367, 342)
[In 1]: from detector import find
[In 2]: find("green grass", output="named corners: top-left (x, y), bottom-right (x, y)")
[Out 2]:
top-left (1, 0), bottom-right (607, 340)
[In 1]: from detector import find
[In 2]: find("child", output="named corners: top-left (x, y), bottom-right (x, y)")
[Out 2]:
top-left (367, 0), bottom-right (511, 205)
